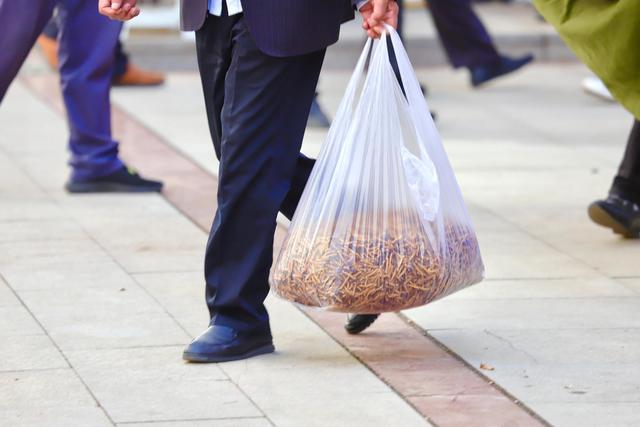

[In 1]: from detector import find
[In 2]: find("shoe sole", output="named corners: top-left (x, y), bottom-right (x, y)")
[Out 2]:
top-left (588, 203), bottom-right (638, 238)
top-left (65, 182), bottom-right (163, 194)
top-left (182, 342), bottom-right (275, 363)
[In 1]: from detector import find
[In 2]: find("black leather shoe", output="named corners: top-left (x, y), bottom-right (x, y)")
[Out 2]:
top-left (65, 166), bottom-right (163, 193)
top-left (588, 194), bottom-right (640, 238)
top-left (345, 314), bottom-right (380, 335)
top-left (183, 325), bottom-right (274, 363)
top-left (470, 54), bottom-right (534, 88)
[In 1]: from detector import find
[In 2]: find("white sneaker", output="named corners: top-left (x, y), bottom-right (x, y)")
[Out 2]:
top-left (582, 76), bottom-right (615, 102)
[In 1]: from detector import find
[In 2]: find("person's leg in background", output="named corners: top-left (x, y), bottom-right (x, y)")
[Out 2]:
top-left (589, 120), bottom-right (640, 237)
top-left (427, 0), bottom-right (533, 87)
top-left (184, 11), bottom-right (325, 363)
top-left (37, 13), bottom-right (165, 87)
top-left (0, 0), bottom-right (56, 101)
top-left (56, 0), bottom-right (162, 191)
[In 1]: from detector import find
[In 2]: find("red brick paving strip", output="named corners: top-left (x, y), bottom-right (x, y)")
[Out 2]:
top-left (23, 74), bottom-right (548, 427)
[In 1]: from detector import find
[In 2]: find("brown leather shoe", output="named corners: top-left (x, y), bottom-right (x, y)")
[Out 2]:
top-left (37, 35), bottom-right (59, 70)
top-left (113, 64), bottom-right (165, 87)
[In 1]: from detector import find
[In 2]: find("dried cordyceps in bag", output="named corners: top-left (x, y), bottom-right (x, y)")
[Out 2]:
top-left (270, 27), bottom-right (484, 313)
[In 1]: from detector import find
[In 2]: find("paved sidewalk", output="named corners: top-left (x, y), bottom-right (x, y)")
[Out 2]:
top-left (110, 62), bottom-right (640, 426)
top-left (0, 84), bottom-right (430, 426)
top-left (2, 35), bottom-right (639, 427)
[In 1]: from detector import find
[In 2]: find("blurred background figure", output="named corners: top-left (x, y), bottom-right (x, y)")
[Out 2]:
top-left (0, 0), bottom-right (162, 193)
top-left (589, 121), bottom-right (640, 238)
top-left (397, 0), bottom-right (534, 88)
top-left (37, 14), bottom-right (166, 87)
top-left (535, 0), bottom-right (640, 238)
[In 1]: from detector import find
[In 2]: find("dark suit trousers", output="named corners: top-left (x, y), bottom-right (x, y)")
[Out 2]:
top-left (196, 12), bottom-right (324, 331)
top-left (614, 120), bottom-right (640, 203)
top-left (398, 0), bottom-right (499, 69)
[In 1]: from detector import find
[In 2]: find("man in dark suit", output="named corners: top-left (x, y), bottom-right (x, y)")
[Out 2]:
top-left (100, 0), bottom-right (398, 362)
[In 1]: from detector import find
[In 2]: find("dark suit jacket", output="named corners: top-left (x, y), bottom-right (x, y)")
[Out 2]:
top-left (180, 0), bottom-right (355, 57)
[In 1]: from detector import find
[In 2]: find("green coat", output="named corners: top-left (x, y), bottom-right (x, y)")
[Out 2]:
top-left (534, 0), bottom-right (640, 119)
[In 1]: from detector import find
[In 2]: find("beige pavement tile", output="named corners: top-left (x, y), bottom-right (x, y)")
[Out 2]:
top-left (218, 298), bottom-right (430, 427)
top-left (0, 239), bottom-right (136, 291)
top-left (0, 306), bottom-right (43, 337)
top-left (618, 279), bottom-right (640, 294)
top-left (132, 271), bottom-right (209, 337)
top-left (430, 328), bottom-right (640, 366)
top-left (116, 419), bottom-right (271, 427)
top-left (469, 207), bottom-right (598, 280)
top-left (0, 359), bottom-right (110, 425)
top-left (476, 363), bottom-right (640, 404)
top-left (54, 194), bottom-right (206, 273)
top-left (1, 407), bottom-right (112, 427)
top-left (0, 199), bottom-right (68, 222)
top-left (18, 286), bottom-right (190, 350)
top-left (0, 277), bottom-right (19, 306)
top-left (65, 346), bottom-right (261, 424)
top-left (404, 297), bottom-right (640, 331)
top-left (547, 239), bottom-right (640, 278)
top-left (448, 277), bottom-right (635, 300)
top-left (0, 335), bottom-right (67, 372)
top-left (533, 402), bottom-right (640, 427)
top-left (0, 219), bottom-right (87, 243)
top-left (0, 153), bottom-right (43, 197)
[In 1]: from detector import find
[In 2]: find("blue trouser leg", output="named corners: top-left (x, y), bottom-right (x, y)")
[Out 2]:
top-left (196, 13), bottom-right (325, 331)
top-left (57, 0), bottom-right (124, 181)
top-left (427, 0), bottom-right (499, 69)
top-left (0, 0), bottom-right (56, 100)
top-left (42, 15), bottom-right (129, 80)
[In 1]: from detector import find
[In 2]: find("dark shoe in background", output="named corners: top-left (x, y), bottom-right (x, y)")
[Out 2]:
top-left (183, 325), bottom-right (274, 363)
top-left (588, 194), bottom-right (640, 238)
top-left (470, 54), bottom-right (534, 88)
top-left (65, 166), bottom-right (163, 193)
top-left (345, 314), bottom-right (380, 335)
top-left (307, 96), bottom-right (331, 128)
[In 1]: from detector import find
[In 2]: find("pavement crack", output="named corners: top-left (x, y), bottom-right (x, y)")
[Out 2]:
top-left (484, 330), bottom-right (540, 364)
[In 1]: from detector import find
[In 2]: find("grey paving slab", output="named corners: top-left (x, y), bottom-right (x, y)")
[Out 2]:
top-left (448, 277), bottom-right (635, 300)
top-left (65, 346), bottom-right (261, 424)
top-left (0, 277), bottom-right (19, 306)
top-left (53, 194), bottom-right (206, 274)
top-left (0, 407), bottom-right (113, 427)
top-left (430, 328), bottom-right (640, 367)
top-left (0, 335), bottom-right (67, 372)
top-left (0, 238), bottom-right (135, 291)
top-left (0, 369), bottom-right (111, 427)
top-left (533, 402), bottom-right (640, 427)
top-left (18, 285), bottom-right (190, 350)
top-left (132, 271), bottom-right (209, 337)
top-left (117, 419), bottom-right (271, 427)
top-left (0, 219), bottom-right (88, 243)
top-left (0, 305), bottom-right (43, 337)
top-left (219, 298), bottom-right (430, 427)
top-left (618, 279), bottom-right (640, 294)
top-left (405, 297), bottom-right (640, 331)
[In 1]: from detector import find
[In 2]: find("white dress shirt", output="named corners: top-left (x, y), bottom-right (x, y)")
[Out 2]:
top-left (207, 0), bottom-right (368, 17)
top-left (208, 0), bottom-right (243, 16)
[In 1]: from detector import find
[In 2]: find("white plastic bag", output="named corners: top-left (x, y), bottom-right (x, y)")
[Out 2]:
top-left (270, 28), bottom-right (484, 313)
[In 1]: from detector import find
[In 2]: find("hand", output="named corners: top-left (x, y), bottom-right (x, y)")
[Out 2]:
top-left (360, 0), bottom-right (398, 39)
top-left (98, 0), bottom-right (140, 21)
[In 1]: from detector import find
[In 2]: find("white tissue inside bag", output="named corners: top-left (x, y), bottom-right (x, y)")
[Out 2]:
top-left (401, 144), bottom-right (440, 222)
